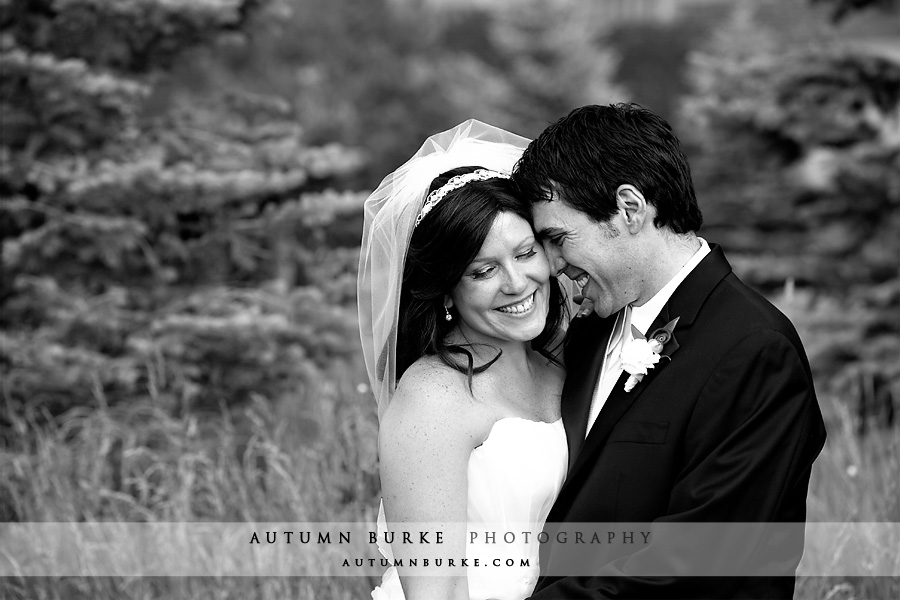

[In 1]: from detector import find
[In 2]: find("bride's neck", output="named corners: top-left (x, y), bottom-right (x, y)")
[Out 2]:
top-left (445, 326), bottom-right (532, 362)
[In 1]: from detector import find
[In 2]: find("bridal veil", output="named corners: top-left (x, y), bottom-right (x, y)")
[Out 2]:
top-left (357, 120), bottom-right (530, 418)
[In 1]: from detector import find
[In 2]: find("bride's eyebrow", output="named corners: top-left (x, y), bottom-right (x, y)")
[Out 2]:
top-left (468, 253), bottom-right (495, 266)
top-left (469, 237), bottom-right (536, 264)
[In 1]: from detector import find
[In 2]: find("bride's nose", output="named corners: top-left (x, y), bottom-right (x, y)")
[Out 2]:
top-left (500, 264), bottom-right (529, 295)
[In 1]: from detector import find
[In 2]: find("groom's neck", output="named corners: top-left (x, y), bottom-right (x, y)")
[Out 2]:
top-left (632, 231), bottom-right (701, 307)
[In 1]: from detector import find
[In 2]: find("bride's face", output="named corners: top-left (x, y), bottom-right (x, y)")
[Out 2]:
top-left (449, 211), bottom-right (551, 345)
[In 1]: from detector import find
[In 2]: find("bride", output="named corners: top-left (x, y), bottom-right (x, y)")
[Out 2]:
top-left (358, 121), bottom-right (570, 600)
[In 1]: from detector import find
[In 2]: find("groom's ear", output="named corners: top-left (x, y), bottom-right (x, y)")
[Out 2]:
top-left (615, 185), bottom-right (648, 234)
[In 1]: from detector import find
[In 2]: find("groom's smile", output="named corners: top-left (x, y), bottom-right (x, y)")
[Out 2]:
top-left (571, 271), bottom-right (590, 289)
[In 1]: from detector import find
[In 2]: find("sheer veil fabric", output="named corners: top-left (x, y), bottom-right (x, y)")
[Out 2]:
top-left (357, 120), bottom-right (531, 419)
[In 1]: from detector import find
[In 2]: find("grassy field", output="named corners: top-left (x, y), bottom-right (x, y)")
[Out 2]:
top-left (798, 395), bottom-right (899, 600)
top-left (1, 289), bottom-right (897, 599)
top-left (1, 373), bottom-right (383, 599)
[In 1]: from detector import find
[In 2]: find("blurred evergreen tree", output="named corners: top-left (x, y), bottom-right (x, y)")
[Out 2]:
top-left (1, 0), bottom-right (367, 424)
top-left (607, 1), bottom-right (736, 124)
top-left (458, 0), bottom-right (625, 137)
top-left (213, 0), bottom-right (448, 185)
top-left (813, 0), bottom-right (899, 22)
top-left (185, 0), bottom-right (625, 187)
top-left (679, 0), bottom-right (899, 414)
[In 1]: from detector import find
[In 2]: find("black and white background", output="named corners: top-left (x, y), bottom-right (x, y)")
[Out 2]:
top-left (1, 0), bottom-right (897, 598)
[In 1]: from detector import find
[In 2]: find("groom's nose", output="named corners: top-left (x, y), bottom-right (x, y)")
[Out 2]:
top-left (542, 241), bottom-right (567, 276)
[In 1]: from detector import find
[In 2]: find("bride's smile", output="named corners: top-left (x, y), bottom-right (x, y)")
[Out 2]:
top-left (495, 290), bottom-right (536, 315)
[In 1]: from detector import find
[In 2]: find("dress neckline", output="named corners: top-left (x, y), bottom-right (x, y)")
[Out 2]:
top-left (493, 415), bottom-right (562, 426)
top-left (473, 416), bottom-right (564, 452)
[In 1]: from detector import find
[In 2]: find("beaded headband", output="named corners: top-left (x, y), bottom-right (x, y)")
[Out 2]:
top-left (414, 169), bottom-right (508, 228)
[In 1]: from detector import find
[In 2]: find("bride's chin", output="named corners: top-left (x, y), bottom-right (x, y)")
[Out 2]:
top-left (522, 313), bottom-right (550, 341)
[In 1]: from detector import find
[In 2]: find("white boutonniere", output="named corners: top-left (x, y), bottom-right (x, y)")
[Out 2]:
top-left (620, 317), bottom-right (680, 392)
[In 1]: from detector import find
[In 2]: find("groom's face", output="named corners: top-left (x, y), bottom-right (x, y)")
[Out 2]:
top-left (532, 195), bottom-right (639, 319)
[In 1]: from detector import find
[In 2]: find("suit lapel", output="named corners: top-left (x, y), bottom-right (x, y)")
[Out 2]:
top-left (566, 305), bottom-right (674, 480)
top-left (561, 312), bottom-right (615, 471)
top-left (561, 244), bottom-right (734, 486)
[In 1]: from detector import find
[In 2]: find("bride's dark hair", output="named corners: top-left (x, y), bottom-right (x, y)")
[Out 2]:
top-left (397, 166), bottom-right (566, 385)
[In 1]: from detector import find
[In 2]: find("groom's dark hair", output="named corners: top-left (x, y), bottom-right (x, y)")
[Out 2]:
top-left (514, 103), bottom-right (703, 233)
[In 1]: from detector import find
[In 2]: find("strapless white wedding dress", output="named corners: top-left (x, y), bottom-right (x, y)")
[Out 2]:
top-left (372, 417), bottom-right (568, 600)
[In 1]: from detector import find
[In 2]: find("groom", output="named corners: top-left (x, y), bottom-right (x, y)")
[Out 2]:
top-left (513, 104), bottom-right (826, 599)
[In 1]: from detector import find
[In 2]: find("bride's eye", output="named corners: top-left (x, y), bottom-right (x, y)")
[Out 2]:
top-left (517, 247), bottom-right (538, 260)
top-left (470, 264), bottom-right (497, 280)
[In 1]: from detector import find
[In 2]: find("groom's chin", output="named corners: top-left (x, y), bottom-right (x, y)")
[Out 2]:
top-left (579, 296), bottom-right (610, 318)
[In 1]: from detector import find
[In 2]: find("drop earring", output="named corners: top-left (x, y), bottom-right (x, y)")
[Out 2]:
top-left (444, 306), bottom-right (452, 321)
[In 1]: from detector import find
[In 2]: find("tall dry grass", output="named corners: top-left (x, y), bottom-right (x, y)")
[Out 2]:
top-left (2, 284), bottom-right (897, 599)
top-left (1, 375), bottom-right (381, 599)
top-left (777, 283), bottom-right (899, 600)
top-left (794, 391), bottom-right (899, 600)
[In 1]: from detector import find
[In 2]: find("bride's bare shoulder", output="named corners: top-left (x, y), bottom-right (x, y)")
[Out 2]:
top-left (380, 357), bottom-right (489, 447)
top-left (377, 358), bottom-right (489, 534)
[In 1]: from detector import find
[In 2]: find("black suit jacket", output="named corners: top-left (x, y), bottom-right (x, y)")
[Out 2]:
top-left (529, 245), bottom-right (827, 599)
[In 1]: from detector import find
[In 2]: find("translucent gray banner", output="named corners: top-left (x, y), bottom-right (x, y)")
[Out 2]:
top-left (0, 522), bottom-right (896, 577)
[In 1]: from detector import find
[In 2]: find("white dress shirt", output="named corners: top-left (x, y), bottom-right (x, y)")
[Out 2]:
top-left (585, 238), bottom-right (710, 437)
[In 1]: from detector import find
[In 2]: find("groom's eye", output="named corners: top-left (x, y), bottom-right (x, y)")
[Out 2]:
top-left (547, 235), bottom-right (565, 247)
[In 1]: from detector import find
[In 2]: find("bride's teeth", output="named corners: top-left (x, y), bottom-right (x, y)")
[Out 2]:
top-left (498, 292), bottom-right (535, 314)
top-left (576, 274), bottom-right (589, 288)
